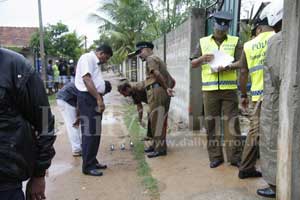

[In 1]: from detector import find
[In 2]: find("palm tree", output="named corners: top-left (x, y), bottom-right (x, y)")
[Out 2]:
top-left (90, 0), bottom-right (156, 64)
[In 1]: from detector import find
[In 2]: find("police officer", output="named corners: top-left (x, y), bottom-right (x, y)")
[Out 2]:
top-left (257, 0), bottom-right (283, 197)
top-left (228, 12), bottom-right (275, 179)
top-left (131, 41), bottom-right (175, 158)
top-left (191, 11), bottom-right (242, 168)
top-left (117, 80), bottom-right (152, 140)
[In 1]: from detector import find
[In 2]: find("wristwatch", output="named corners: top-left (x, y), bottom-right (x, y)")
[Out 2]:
top-left (189, 57), bottom-right (198, 61)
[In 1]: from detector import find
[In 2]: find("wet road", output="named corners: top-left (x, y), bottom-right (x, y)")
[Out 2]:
top-left (46, 72), bottom-right (149, 200)
top-left (45, 71), bottom-right (269, 200)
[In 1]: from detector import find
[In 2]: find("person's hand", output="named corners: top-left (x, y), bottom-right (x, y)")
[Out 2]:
top-left (26, 177), bottom-right (46, 200)
top-left (200, 54), bottom-right (214, 63)
top-left (217, 65), bottom-right (230, 72)
top-left (97, 96), bottom-right (105, 113)
top-left (72, 118), bottom-right (80, 128)
top-left (241, 97), bottom-right (249, 111)
top-left (166, 88), bottom-right (175, 97)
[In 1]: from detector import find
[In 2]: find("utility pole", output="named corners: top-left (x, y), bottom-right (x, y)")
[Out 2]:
top-left (38, 0), bottom-right (46, 87)
top-left (84, 36), bottom-right (87, 52)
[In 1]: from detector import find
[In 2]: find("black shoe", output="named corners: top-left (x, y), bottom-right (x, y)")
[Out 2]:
top-left (83, 169), bottom-right (103, 176)
top-left (144, 147), bottom-right (154, 153)
top-left (141, 137), bottom-right (152, 141)
top-left (238, 169), bottom-right (262, 179)
top-left (209, 160), bottom-right (224, 168)
top-left (257, 187), bottom-right (276, 198)
top-left (95, 163), bottom-right (107, 170)
top-left (147, 151), bottom-right (167, 158)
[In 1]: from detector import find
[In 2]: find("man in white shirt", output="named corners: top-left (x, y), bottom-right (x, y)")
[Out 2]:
top-left (75, 44), bottom-right (113, 176)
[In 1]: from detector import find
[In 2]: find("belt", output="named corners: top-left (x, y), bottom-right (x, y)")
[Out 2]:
top-left (146, 83), bottom-right (161, 90)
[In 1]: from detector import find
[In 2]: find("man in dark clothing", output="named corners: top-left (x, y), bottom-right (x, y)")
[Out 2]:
top-left (75, 44), bottom-right (113, 176)
top-left (47, 60), bottom-right (54, 94)
top-left (58, 59), bottom-right (68, 88)
top-left (69, 59), bottom-right (76, 83)
top-left (0, 48), bottom-right (56, 200)
top-left (117, 80), bottom-right (147, 122)
top-left (56, 81), bottom-right (112, 156)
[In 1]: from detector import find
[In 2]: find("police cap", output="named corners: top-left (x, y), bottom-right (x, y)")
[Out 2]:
top-left (213, 11), bottom-right (233, 21)
top-left (128, 41), bottom-right (154, 57)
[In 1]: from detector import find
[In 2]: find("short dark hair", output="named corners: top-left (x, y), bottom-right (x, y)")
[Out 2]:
top-left (104, 80), bottom-right (112, 94)
top-left (117, 81), bottom-right (131, 93)
top-left (96, 44), bottom-right (113, 57)
top-left (48, 59), bottom-right (53, 64)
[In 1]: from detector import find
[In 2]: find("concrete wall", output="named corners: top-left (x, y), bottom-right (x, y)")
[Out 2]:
top-left (153, 17), bottom-right (192, 129)
top-left (277, 0), bottom-right (300, 199)
top-left (153, 8), bottom-right (206, 130)
top-left (120, 8), bottom-right (206, 130)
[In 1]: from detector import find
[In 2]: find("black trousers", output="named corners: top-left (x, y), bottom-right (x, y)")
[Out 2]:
top-left (78, 92), bottom-right (103, 172)
top-left (0, 188), bottom-right (24, 200)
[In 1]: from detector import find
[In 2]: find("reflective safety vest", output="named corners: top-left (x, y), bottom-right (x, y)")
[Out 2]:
top-left (244, 31), bottom-right (275, 102)
top-left (200, 34), bottom-right (239, 91)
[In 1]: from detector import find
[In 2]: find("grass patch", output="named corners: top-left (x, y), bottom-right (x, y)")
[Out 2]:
top-left (123, 105), bottom-right (160, 199)
top-left (48, 94), bottom-right (56, 106)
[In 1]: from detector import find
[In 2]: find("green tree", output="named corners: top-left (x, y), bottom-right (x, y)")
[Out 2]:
top-left (90, 0), bottom-right (157, 64)
top-left (30, 22), bottom-right (84, 61)
top-left (91, 0), bottom-right (218, 64)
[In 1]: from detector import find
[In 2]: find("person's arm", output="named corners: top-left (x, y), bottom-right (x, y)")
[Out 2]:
top-left (191, 55), bottom-right (214, 68)
top-left (82, 74), bottom-right (105, 113)
top-left (218, 41), bottom-right (244, 71)
top-left (16, 69), bottom-right (56, 200)
top-left (190, 42), bottom-right (214, 68)
top-left (73, 102), bottom-right (80, 128)
top-left (152, 69), bottom-right (175, 96)
top-left (239, 51), bottom-right (249, 109)
top-left (152, 69), bottom-right (168, 90)
top-left (136, 103), bottom-right (143, 123)
top-left (147, 57), bottom-right (174, 96)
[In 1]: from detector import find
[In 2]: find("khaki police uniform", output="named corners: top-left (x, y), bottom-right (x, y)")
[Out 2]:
top-left (239, 31), bottom-right (275, 172)
top-left (260, 32), bottom-right (282, 186)
top-left (131, 81), bottom-right (147, 104)
top-left (195, 34), bottom-right (243, 163)
top-left (130, 81), bottom-right (152, 139)
top-left (145, 54), bottom-right (172, 153)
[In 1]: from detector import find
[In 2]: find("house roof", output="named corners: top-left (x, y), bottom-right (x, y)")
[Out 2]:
top-left (0, 26), bottom-right (38, 48)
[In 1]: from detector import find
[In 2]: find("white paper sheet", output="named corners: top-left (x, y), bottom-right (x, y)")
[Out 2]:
top-left (208, 50), bottom-right (234, 73)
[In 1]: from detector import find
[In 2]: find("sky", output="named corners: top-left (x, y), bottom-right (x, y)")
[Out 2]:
top-left (0, 0), bottom-right (105, 46)
top-left (241, 0), bottom-right (273, 19)
top-left (0, 0), bottom-right (271, 47)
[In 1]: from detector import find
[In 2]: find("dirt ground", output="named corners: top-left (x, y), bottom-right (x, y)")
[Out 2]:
top-left (45, 72), bottom-right (269, 200)
top-left (46, 73), bottom-right (149, 200)
top-left (147, 131), bottom-right (269, 200)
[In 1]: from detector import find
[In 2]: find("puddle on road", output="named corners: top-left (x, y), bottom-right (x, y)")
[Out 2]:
top-left (102, 115), bottom-right (120, 125)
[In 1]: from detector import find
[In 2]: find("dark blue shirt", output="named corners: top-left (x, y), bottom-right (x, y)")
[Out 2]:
top-left (56, 82), bottom-right (78, 107)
